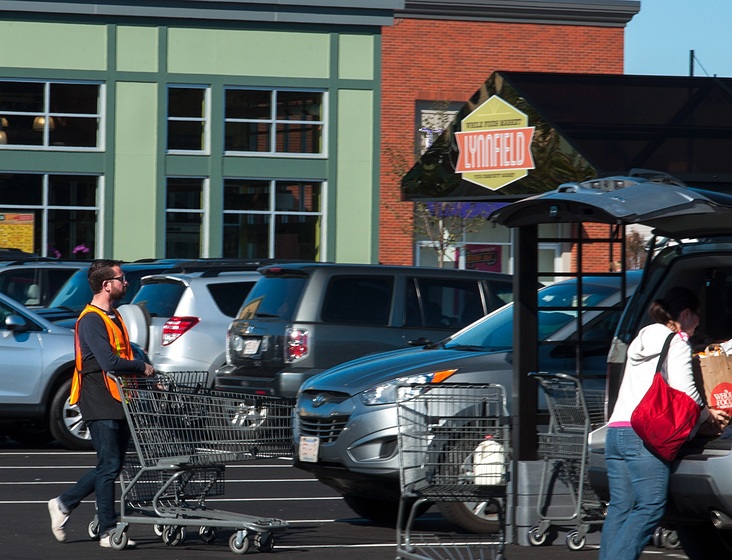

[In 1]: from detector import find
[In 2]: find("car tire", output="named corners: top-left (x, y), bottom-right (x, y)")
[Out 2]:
top-left (49, 378), bottom-right (93, 450)
top-left (342, 494), bottom-right (430, 525)
top-left (437, 498), bottom-right (503, 534)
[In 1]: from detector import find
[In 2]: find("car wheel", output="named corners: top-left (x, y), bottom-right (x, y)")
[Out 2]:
top-left (342, 494), bottom-right (430, 525)
top-left (49, 378), bottom-right (93, 450)
top-left (437, 498), bottom-right (503, 533)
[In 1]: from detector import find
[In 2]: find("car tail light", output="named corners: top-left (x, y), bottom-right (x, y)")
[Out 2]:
top-left (285, 327), bottom-right (308, 362)
top-left (162, 316), bottom-right (200, 346)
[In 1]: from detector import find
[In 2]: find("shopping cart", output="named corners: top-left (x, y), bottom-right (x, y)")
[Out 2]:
top-left (395, 383), bottom-right (510, 560)
top-left (527, 372), bottom-right (607, 551)
top-left (101, 372), bottom-right (293, 553)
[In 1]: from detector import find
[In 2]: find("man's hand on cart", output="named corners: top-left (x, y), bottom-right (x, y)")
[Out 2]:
top-left (143, 363), bottom-right (155, 377)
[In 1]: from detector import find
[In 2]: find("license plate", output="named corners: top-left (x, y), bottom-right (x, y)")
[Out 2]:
top-left (242, 338), bottom-right (261, 355)
top-left (299, 436), bottom-right (320, 463)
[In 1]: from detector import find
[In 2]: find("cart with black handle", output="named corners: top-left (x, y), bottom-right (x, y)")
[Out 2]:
top-left (395, 383), bottom-right (511, 560)
top-left (527, 372), bottom-right (607, 551)
top-left (102, 372), bottom-right (292, 554)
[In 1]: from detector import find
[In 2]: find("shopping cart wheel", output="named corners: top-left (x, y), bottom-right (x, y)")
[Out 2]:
top-left (88, 517), bottom-right (100, 540)
top-left (528, 526), bottom-right (547, 546)
top-left (663, 529), bottom-right (681, 549)
top-left (199, 526), bottom-right (217, 544)
top-left (154, 524), bottom-right (165, 537)
top-left (229, 531), bottom-right (250, 554)
top-left (110, 531), bottom-right (129, 550)
top-left (652, 526), bottom-right (664, 548)
top-left (162, 525), bottom-right (187, 546)
top-left (566, 530), bottom-right (586, 551)
top-left (254, 532), bottom-right (274, 552)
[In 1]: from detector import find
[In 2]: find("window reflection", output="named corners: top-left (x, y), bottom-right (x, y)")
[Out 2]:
top-left (224, 89), bottom-right (324, 154)
top-left (0, 80), bottom-right (101, 149)
top-left (223, 178), bottom-right (322, 260)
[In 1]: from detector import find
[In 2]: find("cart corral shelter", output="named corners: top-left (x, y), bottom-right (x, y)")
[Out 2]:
top-left (403, 70), bottom-right (732, 545)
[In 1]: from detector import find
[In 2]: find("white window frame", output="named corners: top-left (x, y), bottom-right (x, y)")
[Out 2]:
top-left (222, 177), bottom-right (326, 259)
top-left (164, 176), bottom-right (209, 258)
top-left (0, 79), bottom-right (105, 151)
top-left (166, 84), bottom-right (210, 154)
top-left (0, 173), bottom-right (102, 258)
top-left (223, 87), bottom-right (327, 158)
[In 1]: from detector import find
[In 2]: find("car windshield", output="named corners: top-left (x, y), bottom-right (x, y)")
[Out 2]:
top-left (235, 276), bottom-right (306, 321)
top-left (131, 282), bottom-right (186, 317)
top-left (443, 280), bottom-right (617, 351)
top-left (48, 268), bottom-right (154, 310)
top-left (46, 269), bottom-right (90, 310)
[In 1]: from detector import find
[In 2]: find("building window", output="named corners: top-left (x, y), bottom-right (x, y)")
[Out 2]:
top-left (224, 89), bottom-right (325, 155)
top-left (0, 80), bottom-right (102, 149)
top-left (0, 173), bottom-right (98, 258)
top-left (415, 101), bottom-right (461, 156)
top-left (167, 86), bottom-right (208, 152)
top-left (223, 178), bottom-right (323, 260)
top-left (166, 178), bottom-right (205, 258)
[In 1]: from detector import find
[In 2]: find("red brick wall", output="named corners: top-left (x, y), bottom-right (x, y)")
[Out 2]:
top-left (379, 18), bottom-right (626, 265)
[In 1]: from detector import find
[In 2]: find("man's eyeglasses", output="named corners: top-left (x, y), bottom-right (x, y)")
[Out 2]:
top-left (105, 275), bottom-right (126, 284)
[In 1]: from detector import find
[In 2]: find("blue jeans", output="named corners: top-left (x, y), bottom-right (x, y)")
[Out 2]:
top-left (58, 419), bottom-right (130, 537)
top-left (599, 427), bottom-right (669, 560)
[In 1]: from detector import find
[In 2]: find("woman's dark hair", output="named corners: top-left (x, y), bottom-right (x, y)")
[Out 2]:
top-left (648, 286), bottom-right (700, 324)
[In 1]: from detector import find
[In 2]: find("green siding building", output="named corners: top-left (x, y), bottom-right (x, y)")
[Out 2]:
top-left (0, 1), bottom-right (402, 262)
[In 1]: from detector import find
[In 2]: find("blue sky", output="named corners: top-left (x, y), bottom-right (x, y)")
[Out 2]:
top-left (624, 0), bottom-right (732, 77)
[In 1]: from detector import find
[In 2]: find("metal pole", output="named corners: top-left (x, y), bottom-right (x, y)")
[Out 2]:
top-left (690, 49), bottom-right (695, 77)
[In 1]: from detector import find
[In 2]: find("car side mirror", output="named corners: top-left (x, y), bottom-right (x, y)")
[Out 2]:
top-left (5, 314), bottom-right (28, 332)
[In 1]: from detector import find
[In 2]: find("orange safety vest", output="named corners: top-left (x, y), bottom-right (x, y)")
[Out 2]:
top-left (69, 304), bottom-right (134, 405)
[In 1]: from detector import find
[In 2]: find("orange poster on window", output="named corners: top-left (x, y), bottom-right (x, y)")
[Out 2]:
top-left (0, 213), bottom-right (34, 253)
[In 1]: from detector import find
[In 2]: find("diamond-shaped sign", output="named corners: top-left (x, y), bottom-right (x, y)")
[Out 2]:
top-left (455, 95), bottom-right (535, 191)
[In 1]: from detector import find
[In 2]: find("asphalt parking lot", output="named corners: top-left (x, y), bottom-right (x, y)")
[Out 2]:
top-left (0, 437), bottom-right (692, 560)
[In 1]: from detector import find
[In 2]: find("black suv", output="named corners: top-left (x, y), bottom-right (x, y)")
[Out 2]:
top-left (214, 263), bottom-right (514, 397)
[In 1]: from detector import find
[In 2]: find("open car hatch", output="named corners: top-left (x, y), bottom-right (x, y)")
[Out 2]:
top-left (490, 174), bottom-right (732, 239)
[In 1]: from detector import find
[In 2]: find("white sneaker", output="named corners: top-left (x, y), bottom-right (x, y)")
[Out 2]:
top-left (99, 534), bottom-right (136, 548)
top-left (47, 498), bottom-right (69, 542)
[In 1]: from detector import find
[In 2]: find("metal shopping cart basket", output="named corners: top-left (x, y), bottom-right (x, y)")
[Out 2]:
top-left (101, 371), bottom-right (293, 553)
top-left (395, 383), bottom-right (511, 560)
top-left (527, 372), bottom-right (607, 551)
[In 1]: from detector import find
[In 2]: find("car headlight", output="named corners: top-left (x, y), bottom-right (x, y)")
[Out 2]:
top-left (360, 369), bottom-right (458, 406)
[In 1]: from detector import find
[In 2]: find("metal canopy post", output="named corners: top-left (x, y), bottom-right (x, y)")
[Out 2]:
top-left (512, 223), bottom-right (539, 462)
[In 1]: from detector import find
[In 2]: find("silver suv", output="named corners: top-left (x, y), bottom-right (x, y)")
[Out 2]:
top-left (118, 269), bottom-right (260, 383)
top-left (0, 292), bottom-right (84, 448)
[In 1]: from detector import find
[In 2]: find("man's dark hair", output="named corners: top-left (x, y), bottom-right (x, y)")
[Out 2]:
top-left (87, 259), bottom-right (123, 294)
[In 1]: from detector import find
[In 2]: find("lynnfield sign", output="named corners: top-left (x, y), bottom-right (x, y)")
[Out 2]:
top-left (455, 95), bottom-right (535, 191)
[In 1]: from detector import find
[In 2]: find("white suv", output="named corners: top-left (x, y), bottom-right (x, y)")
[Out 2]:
top-left (118, 269), bottom-right (260, 385)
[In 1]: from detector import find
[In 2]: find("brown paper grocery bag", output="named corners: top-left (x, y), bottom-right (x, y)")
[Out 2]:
top-left (696, 344), bottom-right (732, 414)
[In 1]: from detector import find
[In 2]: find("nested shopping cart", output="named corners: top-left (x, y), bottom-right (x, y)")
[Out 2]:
top-left (395, 383), bottom-right (511, 560)
top-left (101, 372), bottom-right (293, 554)
top-left (527, 372), bottom-right (607, 551)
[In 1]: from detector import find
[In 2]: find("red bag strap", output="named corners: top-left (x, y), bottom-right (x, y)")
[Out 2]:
top-left (656, 332), bottom-right (676, 374)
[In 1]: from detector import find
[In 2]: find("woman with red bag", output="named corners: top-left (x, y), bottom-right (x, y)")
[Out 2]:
top-left (599, 287), bottom-right (729, 560)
